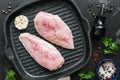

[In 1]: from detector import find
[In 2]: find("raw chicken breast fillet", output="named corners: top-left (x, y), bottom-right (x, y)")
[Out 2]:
top-left (19, 33), bottom-right (64, 71)
top-left (34, 11), bottom-right (74, 49)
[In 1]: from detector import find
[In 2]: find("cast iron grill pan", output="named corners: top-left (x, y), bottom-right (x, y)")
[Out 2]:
top-left (4, 0), bottom-right (91, 80)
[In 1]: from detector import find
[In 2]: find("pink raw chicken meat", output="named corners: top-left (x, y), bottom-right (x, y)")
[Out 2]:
top-left (34, 11), bottom-right (74, 49)
top-left (19, 33), bottom-right (64, 71)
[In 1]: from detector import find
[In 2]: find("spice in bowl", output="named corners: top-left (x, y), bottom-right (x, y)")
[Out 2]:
top-left (98, 61), bottom-right (117, 80)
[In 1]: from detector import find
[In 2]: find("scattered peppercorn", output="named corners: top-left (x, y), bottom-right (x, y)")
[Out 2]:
top-left (1, 1), bottom-right (12, 15)
top-left (98, 47), bottom-right (101, 50)
top-left (8, 5), bottom-right (11, 9)
top-left (2, 10), bottom-right (5, 13)
top-left (108, 70), bottom-right (111, 73)
top-left (92, 13), bottom-right (96, 17)
top-left (112, 67), bottom-right (114, 69)
top-left (5, 11), bottom-right (8, 14)
top-left (8, 9), bottom-right (11, 12)
top-left (106, 76), bottom-right (111, 80)
top-left (101, 74), bottom-right (104, 77)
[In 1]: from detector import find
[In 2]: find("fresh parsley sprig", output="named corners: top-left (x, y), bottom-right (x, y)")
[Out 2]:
top-left (5, 69), bottom-right (16, 80)
top-left (102, 37), bottom-right (118, 55)
top-left (78, 71), bottom-right (95, 80)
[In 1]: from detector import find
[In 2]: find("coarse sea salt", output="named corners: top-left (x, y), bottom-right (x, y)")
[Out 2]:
top-left (98, 61), bottom-right (116, 79)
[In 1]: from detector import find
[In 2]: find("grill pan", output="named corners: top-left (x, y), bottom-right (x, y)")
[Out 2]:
top-left (4, 0), bottom-right (91, 80)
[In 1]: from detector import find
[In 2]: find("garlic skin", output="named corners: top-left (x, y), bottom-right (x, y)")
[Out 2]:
top-left (14, 15), bottom-right (29, 30)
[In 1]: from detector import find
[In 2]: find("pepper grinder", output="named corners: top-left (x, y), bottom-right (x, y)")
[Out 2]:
top-left (92, 4), bottom-right (114, 37)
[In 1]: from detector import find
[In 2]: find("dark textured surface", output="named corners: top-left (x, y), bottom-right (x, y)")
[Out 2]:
top-left (1, 0), bottom-right (120, 80)
top-left (0, 0), bottom-right (21, 80)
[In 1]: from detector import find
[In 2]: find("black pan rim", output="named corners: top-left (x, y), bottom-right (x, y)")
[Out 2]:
top-left (4, 0), bottom-right (92, 80)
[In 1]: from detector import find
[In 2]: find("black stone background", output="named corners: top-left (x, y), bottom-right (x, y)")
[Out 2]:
top-left (1, 0), bottom-right (120, 80)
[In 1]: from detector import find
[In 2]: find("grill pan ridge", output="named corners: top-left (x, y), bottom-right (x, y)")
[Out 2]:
top-left (4, 0), bottom-right (92, 80)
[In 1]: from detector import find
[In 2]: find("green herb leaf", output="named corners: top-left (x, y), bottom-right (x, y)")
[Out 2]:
top-left (5, 69), bottom-right (16, 80)
top-left (109, 43), bottom-right (118, 50)
top-left (103, 37), bottom-right (112, 47)
top-left (78, 72), bottom-right (85, 77)
top-left (78, 71), bottom-right (95, 80)
top-left (103, 49), bottom-right (112, 54)
top-left (102, 37), bottom-right (118, 55)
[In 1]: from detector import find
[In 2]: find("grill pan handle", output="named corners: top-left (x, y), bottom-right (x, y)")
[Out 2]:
top-left (69, 0), bottom-right (91, 34)
top-left (5, 47), bottom-right (14, 61)
top-left (81, 18), bottom-right (91, 34)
